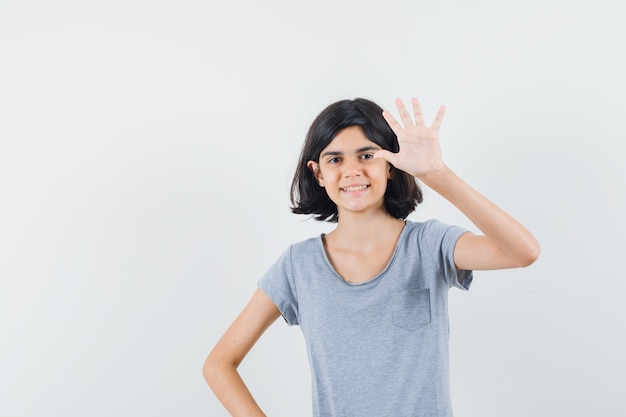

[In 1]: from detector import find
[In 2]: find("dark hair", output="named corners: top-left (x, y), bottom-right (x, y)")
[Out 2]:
top-left (290, 97), bottom-right (423, 222)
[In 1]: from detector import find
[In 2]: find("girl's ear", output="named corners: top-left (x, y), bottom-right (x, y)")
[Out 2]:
top-left (387, 164), bottom-right (394, 180)
top-left (307, 160), bottom-right (324, 187)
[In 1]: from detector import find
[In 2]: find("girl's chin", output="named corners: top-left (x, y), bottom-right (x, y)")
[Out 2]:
top-left (336, 204), bottom-right (387, 217)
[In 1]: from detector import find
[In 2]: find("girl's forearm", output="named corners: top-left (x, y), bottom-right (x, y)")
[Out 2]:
top-left (421, 166), bottom-right (540, 265)
top-left (204, 361), bottom-right (267, 417)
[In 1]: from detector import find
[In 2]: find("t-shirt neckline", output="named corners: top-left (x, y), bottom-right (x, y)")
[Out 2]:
top-left (317, 220), bottom-right (409, 287)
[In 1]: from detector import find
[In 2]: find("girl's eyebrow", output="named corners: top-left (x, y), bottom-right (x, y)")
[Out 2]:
top-left (321, 146), bottom-right (380, 158)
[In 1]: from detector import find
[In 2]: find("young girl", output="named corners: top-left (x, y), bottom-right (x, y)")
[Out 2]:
top-left (203, 97), bottom-right (540, 417)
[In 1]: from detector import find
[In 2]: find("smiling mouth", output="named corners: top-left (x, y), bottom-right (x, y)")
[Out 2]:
top-left (341, 185), bottom-right (369, 192)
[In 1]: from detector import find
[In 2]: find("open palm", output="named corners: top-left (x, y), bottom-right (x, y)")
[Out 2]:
top-left (374, 97), bottom-right (447, 179)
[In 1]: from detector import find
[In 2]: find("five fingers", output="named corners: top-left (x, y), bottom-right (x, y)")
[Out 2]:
top-left (384, 97), bottom-right (445, 131)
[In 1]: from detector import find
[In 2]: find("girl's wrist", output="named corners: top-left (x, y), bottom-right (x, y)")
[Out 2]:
top-left (416, 164), bottom-right (451, 186)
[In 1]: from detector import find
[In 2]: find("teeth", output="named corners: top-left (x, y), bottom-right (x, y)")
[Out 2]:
top-left (343, 185), bottom-right (368, 192)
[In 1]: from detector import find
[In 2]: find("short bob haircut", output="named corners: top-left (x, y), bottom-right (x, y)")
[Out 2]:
top-left (290, 97), bottom-right (423, 222)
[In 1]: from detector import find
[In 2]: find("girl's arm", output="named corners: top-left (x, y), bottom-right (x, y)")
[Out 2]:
top-left (421, 167), bottom-right (539, 270)
top-left (375, 97), bottom-right (540, 271)
top-left (203, 288), bottom-right (281, 417)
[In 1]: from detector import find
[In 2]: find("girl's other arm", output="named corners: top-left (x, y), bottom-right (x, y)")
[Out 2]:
top-left (203, 288), bottom-right (281, 417)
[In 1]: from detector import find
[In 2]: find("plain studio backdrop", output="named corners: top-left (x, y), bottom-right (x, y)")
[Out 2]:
top-left (1, 1), bottom-right (624, 416)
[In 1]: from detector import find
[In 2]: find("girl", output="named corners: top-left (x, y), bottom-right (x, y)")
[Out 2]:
top-left (203, 97), bottom-right (540, 417)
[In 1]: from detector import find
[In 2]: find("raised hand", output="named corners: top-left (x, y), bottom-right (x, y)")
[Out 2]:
top-left (374, 97), bottom-right (447, 179)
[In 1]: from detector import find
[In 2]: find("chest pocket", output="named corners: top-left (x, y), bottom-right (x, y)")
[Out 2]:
top-left (392, 288), bottom-right (431, 331)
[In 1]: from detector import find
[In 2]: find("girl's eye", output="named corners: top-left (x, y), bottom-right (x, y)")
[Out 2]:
top-left (361, 153), bottom-right (374, 160)
top-left (328, 157), bottom-right (341, 164)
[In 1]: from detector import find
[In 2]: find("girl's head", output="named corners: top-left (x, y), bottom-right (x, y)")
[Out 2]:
top-left (290, 97), bottom-right (423, 222)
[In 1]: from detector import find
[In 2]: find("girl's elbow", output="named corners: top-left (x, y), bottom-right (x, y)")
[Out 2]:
top-left (517, 242), bottom-right (541, 267)
top-left (202, 356), bottom-right (214, 385)
top-left (202, 354), bottom-right (222, 387)
top-left (203, 352), bottom-right (238, 389)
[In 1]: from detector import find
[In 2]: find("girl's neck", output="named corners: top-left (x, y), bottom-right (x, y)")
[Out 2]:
top-left (329, 210), bottom-right (405, 249)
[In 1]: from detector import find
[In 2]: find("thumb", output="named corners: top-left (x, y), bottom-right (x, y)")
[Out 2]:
top-left (374, 149), bottom-right (397, 165)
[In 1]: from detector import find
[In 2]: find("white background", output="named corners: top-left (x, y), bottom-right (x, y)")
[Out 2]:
top-left (1, 1), bottom-right (625, 416)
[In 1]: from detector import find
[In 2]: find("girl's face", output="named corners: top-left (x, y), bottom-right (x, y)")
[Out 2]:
top-left (307, 126), bottom-right (392, 219)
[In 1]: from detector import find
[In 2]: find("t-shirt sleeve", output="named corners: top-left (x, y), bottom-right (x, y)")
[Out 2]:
top-left (423, 219), bottom-right (473, 290)
top-left (257, 246), bottom-right (299, 326)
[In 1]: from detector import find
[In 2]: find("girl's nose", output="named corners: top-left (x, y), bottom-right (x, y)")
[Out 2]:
top-left (342, 158), bottom-right (362, 177)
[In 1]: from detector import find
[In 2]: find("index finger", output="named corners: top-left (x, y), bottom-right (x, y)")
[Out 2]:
top-left (382, 109), bottom-right (403, 135)
top-left (395, 98), bottom-right (414, 128)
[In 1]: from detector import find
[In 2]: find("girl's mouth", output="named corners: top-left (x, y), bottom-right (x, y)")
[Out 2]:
top-left (341, 185), bottom-right (369, 192)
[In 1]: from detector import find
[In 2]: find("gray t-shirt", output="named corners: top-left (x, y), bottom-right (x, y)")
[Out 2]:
top-left (258, 219), bottom-right (473, 417)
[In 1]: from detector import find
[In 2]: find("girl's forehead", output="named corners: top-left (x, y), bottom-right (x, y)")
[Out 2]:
top-left (322, 126), bottom-right (379, 152)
